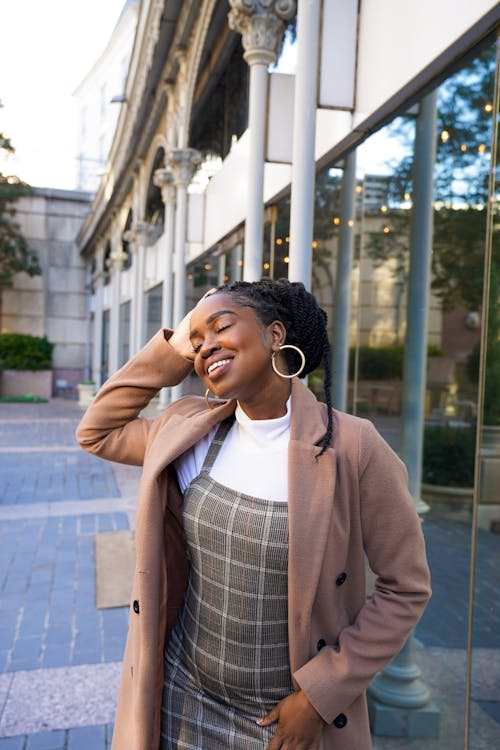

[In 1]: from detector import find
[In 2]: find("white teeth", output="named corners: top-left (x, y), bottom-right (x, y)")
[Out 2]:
top-left (208, 359), bottom-right (230, 374)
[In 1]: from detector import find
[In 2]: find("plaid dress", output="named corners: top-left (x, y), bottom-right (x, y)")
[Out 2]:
top-left (160, 418), bottom-right (293, 749)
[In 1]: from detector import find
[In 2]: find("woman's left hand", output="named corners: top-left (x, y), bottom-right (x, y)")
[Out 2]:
top-left (258, 689), bottom-right (326, 749)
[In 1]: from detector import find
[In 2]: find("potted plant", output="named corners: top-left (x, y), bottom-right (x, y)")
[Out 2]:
top-left (77, 379), bottom-right (96, 409)
top-left (0, 333), bottom-right (53, 399)
top-left (421, 424), bottom-right (475, 519)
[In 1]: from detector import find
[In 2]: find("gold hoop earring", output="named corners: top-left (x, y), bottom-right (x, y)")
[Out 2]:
top-left (271, 344), bottom-right (306, 379)
top-left (204, 389), bottom-right (216, 410)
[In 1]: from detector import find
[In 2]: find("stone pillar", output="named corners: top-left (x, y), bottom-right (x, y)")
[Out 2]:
top-left (332, 150), bottom-right (357, 411)
top-left (154, 167), bottom-right (177, 408)
top-left (288, 0), bottom-right (320, 288)
top-left (167, 147), bottom-right (201, 401)
top-left (108, 244), bottom-right (128, 375)
top-left (228, 0), bottom-right (296, 282)
top-left (124, 222), bottom-right (153, 356)
top-left (167, 148), bottom-right (202, 327)
top-left (91, 250), bottom-right (105, 386)
top-left (153, 168), bottom-right (176, 331)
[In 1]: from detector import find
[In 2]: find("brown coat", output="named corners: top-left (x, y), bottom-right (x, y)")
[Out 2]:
top-left (76, 330), bottom-right (431, 750)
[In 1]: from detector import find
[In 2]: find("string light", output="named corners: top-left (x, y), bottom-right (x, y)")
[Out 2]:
top-left (404, 193), bottom-right (411, 201)
top-left (478, 144), bottom-right (486, 154)
top-left (311, 240), bottom-right (318, 248)
top-left (285, 236), bottom-right (290, 243)
top-left (485, 103), bottom-right (493, 113)
top-left (347, 219), bottom-right (354, 227)
top-left (276, 238), bottom-right (283, 245)
top-left (263, 262), bottom-right (270, 270)
top-left (460, 144), bottom-right (467, 152)
top-left (440, 130), bottom-right (450, 143)
top-left (333, 217), bottom-right (340, 225)
top-left (283, 256), bottom-right (290, 264)
top-left (380, 205), bottom-right (388, 213)
top-left (383, 227), bottom-right (390, 234)
top-left (203, 263), bottom-right (212, 270)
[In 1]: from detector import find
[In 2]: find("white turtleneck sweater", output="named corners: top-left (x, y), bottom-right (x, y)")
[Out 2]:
top-left (174, 398), bottom-right (291, 502)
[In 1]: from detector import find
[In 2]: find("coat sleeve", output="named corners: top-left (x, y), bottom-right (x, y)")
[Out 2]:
top-left (76, 329), bottom-right (194, 466)
top-left (293, 419), bottom-right (431, 724)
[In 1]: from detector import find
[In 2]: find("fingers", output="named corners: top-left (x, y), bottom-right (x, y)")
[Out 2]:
top-left (257, 705), bottom-right (279, 727)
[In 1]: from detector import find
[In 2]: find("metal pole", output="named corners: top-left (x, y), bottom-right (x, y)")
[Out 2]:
top-left (332, 151), bottom-right (357, 411)
top-left (288, 0), bottom-right (321, 289)
top-left (401, 90), bottom-right (439, 513)
top-left (368, 90), bottom-right (440, 739)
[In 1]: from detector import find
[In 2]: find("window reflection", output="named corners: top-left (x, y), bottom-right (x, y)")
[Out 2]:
top-left (310, 36), bottom-right (499, 749)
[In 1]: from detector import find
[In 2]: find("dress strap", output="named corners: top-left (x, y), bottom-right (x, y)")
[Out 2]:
top-left (200, 416), bottom-right (235, 473)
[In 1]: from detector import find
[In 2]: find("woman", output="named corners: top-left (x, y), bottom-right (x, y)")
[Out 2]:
top-left (77, 278), bottom-right (431, 750)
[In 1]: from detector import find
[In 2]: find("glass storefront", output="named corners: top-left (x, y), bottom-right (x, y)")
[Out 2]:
top-left (303, 35), bottom-right (499, 750)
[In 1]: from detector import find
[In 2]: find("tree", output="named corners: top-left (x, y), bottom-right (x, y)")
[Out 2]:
top-left (0, 131), bottom-right (41, 329)
top-left (366, 42), bottom-right (496, 313)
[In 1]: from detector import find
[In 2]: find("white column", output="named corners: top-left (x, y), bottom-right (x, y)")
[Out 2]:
top-left (108, 246), bottom-right (128, 375)
top-left (154, 169), bottom-right (176, 331)
top-left (167, 148), bottom-right (202, 327)
top-left (124, 223), bottom-right (152, 355)
top-left (154, 168), bottom-right (177, 408)
top-left (167, 147), bottom-right (202, 401)
top-left (288, 0), bottom-right (321, 288)
top-left (91, 253), bottom-right (105, 386)
top-left (228, 0), bottom-right (296, 282)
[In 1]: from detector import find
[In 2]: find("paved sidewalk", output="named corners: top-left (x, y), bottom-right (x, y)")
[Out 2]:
top-left (0, 399), bottom-right (141, 749)
top-left (0, 400), bottom-right (498, 748)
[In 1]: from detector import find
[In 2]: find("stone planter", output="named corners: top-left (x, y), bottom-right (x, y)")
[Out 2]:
top-left (479, 424), bottom-right (500, 531)
top-left (421, 483), bottom-right (473, 521)
top-left (77, 382), bottom-right (96, 410)
top-left (1, 369), bottom-right (53, 399)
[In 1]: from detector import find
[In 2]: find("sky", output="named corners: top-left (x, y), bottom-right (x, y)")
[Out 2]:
top-left (0, 0), bottom-right (126, 189)
top-left (0, 2), bottom-right (395, 192)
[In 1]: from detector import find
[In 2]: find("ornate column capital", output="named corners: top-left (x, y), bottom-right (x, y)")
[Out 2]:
top-left (166, 148), bottom-right (202, 188)
top-left (122, 222), bottom-right (154, 248)
top-left (153, 168), bottom-right (176, 205)
top-left (109, 248), bottom-right (129, 273)
top-left (228, 0), bottom-right (296, 66)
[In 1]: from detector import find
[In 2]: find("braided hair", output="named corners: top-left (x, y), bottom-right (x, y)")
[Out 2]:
top-left (216, 277), bottom-right (333, 457)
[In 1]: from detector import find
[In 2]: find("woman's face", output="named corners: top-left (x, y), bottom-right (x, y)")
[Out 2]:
top-left (189, 293), bottom-right (285, 404)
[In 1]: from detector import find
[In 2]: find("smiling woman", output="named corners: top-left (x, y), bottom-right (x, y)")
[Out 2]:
top-left (76, 277), bottom-right (430, 750)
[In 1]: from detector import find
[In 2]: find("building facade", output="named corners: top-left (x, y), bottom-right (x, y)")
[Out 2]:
top-left (2, 187), bottom-right (92, 389)
top-left (73, 0), bottom-right (139, 192)
top-left (76, 1), bottom-right (500, 747)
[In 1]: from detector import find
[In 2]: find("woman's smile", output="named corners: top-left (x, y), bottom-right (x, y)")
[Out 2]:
top-left (206, 357), bottom-right (232, 379)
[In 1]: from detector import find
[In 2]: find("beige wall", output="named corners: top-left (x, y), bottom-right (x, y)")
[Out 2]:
top-left (3, 188), bottom-right (92, 390)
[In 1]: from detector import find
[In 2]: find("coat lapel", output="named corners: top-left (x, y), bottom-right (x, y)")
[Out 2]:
top-left (287, 379), bottom-right (336, 674)
top-left (145, 398), bottom-right (237, 481)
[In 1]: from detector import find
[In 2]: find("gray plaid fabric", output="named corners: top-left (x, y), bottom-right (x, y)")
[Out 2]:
top-left (160, 418), bottom-right (293, 749)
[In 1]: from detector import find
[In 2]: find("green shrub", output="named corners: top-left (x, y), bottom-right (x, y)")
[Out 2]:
top-left (348, 345), bottom-right (443, 381)
top-left (422, 425), bottom-right (475, 487)
top-left (0, 333), bottom-right (54, 370)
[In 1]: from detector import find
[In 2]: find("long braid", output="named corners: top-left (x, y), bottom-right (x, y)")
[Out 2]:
top-left (217, 278), bottom-right (334, 456)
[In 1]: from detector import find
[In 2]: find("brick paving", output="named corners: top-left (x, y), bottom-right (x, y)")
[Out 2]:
top-left (0, 399), bottom-right (139, 749)
top-left (0, 401), bottom-right (498, 748)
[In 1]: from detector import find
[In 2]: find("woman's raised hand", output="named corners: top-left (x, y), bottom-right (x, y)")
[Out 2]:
top-left (169, 288), bottom-right (216, 361)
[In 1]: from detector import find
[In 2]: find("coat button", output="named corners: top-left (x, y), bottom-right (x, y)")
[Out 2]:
top-left (133, 599), bottom-right (140, 614)
top-left (333, 713), bottom-right (347, 728)
top-left (317, 639), bottom-right (326, 651)
top-left (336, 572), bottom-right (347, 586)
